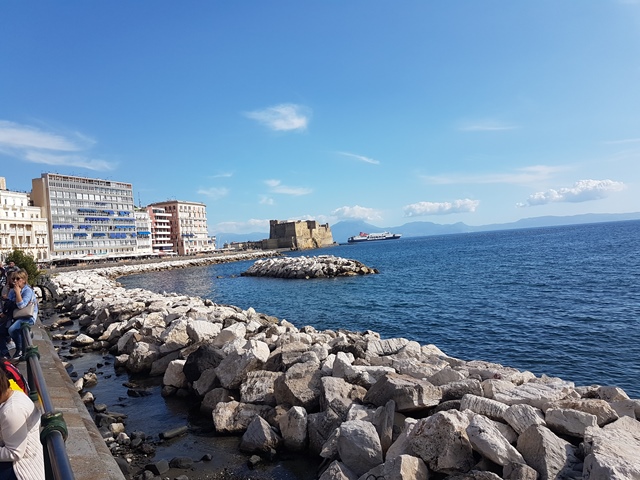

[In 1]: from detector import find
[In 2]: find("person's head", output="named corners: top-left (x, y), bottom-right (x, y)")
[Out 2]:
top-left (0, 369), bottom-right (9, 395)
top-left (12, 270), bottom-right (28, 287)
top-left (5, 272), bottom-right (14, 288)
top-left (7, 262), bottom-right (15, 268)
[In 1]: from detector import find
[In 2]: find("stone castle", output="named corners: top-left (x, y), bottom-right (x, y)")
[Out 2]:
top-left (261, 220), bottom-right (335, 250)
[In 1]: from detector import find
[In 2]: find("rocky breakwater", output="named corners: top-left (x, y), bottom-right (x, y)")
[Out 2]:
top-left (241, 255), bottom-right (378, 279)
top-left (47, 261), bottom-right (640, 480)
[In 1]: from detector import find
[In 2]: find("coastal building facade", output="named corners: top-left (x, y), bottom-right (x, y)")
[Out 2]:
top-left (0, 177), bottom-right (49, 262)
top-left (31, 173), bottom-right (137, 260)
top-left (147, 206), bottom-right (174, 255)
top-left (148, 200), bottom-right (209, 255)
top-left (134, 208), bottom-right (154, 256)
top-left (262, 219), bottom-right (335, 250)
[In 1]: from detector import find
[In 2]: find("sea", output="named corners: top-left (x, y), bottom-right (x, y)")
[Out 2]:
top-left (119, 220), bottom-right (640, 399)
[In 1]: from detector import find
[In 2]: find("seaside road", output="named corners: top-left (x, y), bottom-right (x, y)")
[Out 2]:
top-left (24, 322), bottom-right (126, 480)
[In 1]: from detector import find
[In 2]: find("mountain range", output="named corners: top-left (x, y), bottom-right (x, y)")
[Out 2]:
top-left (215, 212), bottom-right (640, 246)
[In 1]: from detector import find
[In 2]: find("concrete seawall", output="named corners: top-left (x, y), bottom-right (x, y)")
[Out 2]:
top-left (32, 321), bottom-right (125, 480)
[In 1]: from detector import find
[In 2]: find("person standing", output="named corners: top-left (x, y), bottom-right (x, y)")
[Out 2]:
top-left (6, 272), bottom-right (37, 360)
top-left (0, 368), bottom-right (44, 480)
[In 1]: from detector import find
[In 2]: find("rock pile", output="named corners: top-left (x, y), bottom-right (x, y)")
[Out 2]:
top-left (241, 255), bottom-right (378, 279)
top-left (47, 257), bottom-right (640, 480)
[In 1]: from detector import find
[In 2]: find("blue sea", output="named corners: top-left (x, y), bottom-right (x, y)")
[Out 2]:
top-left (120, 220), bottom-right (640, 399)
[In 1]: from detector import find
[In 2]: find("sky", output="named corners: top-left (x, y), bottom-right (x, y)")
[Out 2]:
top-left (1, 1), bottom-right (639, 234)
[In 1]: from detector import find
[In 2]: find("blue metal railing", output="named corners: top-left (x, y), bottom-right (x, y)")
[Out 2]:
top-left (22, 323), bottom-right (75, 480)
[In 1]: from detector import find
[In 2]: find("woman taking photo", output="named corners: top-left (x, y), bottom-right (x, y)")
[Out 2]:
top-left (0, 367), bottom-right (44, 479)
top-left (6, 271), bottom-right (37, 361)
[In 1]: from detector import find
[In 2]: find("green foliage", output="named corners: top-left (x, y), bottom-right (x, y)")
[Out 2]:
top-left (5, 249), bottom-right (42, 285)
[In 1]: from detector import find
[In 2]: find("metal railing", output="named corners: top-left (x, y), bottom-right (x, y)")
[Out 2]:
top-left (21, 323), bottom-right (75, 480)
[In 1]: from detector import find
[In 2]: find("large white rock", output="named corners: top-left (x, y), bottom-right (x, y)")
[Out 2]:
top-left (583, 416), bottom-right (640, 479)
top-left (358, 454), bottom-right (428, 480)
top-left (493, 381), bottom-right (576, 410)
top-left (516, 424), bottom-right (581, 480)
top-left (337, 420), bottom-right (383, 477)
top-left (278, 406), bottom-right (308, 452)
top-left (466, 414), bottom-right (525, 466)
top-left (162, 359), bottom-right (188, 389)
top-left (503, 403), bottom-right (546, 435)
top-left (408, 410), bottom-right (475, 474)
top-left (240, 370), bottom-right (283, 406)
top-left (363, 373), bottom-right (441, 413)
top-left (186, 319), bottom-right (222, 343)
top-left (545, 407), bottom-right (598, 438)
top-left (239, 415), bottom-right (282, 453)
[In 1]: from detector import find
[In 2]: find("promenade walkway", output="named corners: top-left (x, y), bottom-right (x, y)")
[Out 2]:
top-left (30, 321), bottom-right (125, 480)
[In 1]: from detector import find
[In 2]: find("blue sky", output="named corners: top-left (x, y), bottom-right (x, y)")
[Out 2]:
top-left (1, 1), bottom-right (639, 234)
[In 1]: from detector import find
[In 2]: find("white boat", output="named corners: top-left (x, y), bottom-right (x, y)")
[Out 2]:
top-left (347, 231), bottom-right (402, 243)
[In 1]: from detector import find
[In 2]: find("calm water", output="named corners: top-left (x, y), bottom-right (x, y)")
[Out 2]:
top-left (120, 220), bottom-right (640, 398)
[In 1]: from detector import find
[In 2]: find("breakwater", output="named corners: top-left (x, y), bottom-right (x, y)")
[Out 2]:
top-left (47, 253), bottom-right (640, 479)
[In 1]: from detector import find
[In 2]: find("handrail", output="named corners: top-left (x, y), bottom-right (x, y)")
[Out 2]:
top-left (21, 323), bottom-right (76, 480)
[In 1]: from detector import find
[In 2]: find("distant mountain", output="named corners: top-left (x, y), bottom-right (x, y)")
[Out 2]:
top-left (329, 212), bottom-right (640, 244)
top-left (215, 213), bottom-right (640, 246)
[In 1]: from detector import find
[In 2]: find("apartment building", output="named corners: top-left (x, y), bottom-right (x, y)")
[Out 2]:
top-left (0, 177), bottom-right (49, 262)
top-left (147, 205), bottom-right (174, 255)
top-left (134, 208), bottom-right (154, 256)
top-left (148, 200), bottom-right (209, 255)
top-left (31, 173), bottom-right (137, 260)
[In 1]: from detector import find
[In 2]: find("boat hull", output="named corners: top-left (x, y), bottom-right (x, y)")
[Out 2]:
top-left (347, 232), bottom-right (402, 243)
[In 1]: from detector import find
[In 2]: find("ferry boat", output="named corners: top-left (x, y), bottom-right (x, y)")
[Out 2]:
top-left (347, 231), bottom-right (402, 243)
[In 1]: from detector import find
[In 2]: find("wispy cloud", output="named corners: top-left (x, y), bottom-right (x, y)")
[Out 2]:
top-left (422, 165), bottom-right (568, 185)
top-left (197, 187), bottom-right (229, 200)
top-left (0, 120), bottom-right (117, 171)
top-left (245, 103), bottom-right (310, 132)
top-left (459, 120), bottom-right (518, 132)
top-left (332, 205), bottom-right (383, 221)
top-left (336, 151), bottom-right (380, 165)
top-left (259, 195), bottom-right (274, 205)
top-left (264, 179), bottom-right (312, 196)
top-left (404, 199), bottom-right (480, 217)
top-left (517, 179), bottom-right (625, 207)
top-left (209, 172), bottom-right (233, 178)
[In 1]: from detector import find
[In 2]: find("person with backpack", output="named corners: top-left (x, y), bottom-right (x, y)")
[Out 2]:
top-left (0, 367), bottom-right (44, 479)
top-left (0, 361), bottom-right (27, 396)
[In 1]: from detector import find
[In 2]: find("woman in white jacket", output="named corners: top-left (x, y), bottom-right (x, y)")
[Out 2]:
top-left (0, 368), bottom-right (44, 480)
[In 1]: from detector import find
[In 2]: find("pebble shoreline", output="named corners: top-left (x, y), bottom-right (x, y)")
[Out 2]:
top-left (45, 252), bottom-right (640, 480)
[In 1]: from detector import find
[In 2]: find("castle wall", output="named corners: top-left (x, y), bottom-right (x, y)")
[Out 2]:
top-left (268, 220), bottom-right (334, 250)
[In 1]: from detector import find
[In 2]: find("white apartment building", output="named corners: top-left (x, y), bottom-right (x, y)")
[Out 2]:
top-left (147, 206), bottom-right (174, 255)
top-left (148, 200), bottom-right (209, 255)
top-left (134, 208), bottom-right (154, 256)
top-left (0, 177), bottom-right (49, 262)
top-left (31, 173), bottom-right (137, 260)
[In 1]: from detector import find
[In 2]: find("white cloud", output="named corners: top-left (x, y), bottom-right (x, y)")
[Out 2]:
top-left (0, 120), bottom-right (116, 171)
top-left (517, 179), bottom-right (626, 207)
top-left (213, 218), bottom-right (270, 234)
top-left (21, 151), bottom-right (116, 171)
top-left (331, 205), bottom-right (383, 221)
top-left (197, 187), bottom-right (229, 200)
top-left (336, 151), bottom-right (380, 165)
top-left (210, 172), bottom-right (233, 178)
top-left (259, 195), bottom-right (274, 205)
top-left (245, 103), bottom-right (310, 132)
top-left (404, 199), bottom-right (480, 217)
top-left (264, 179), bottom-right (312, 196)
top-left (422, 164), bottom-right (568, 185)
